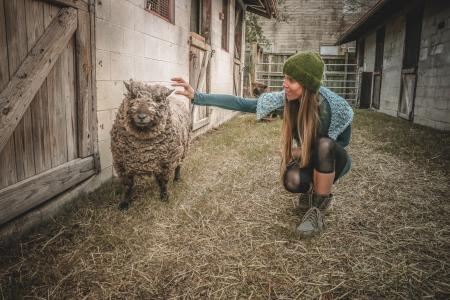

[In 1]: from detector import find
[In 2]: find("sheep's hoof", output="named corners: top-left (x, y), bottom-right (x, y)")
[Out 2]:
top-left (119, 202), bottom-right (130, 210)
top-left (173, 176), bottom-right (180, 183)
top-left (160, 193), bottom-right (169, 202)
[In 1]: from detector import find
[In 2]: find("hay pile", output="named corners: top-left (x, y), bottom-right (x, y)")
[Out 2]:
top-left (0, 111), bottom-right (449, 299)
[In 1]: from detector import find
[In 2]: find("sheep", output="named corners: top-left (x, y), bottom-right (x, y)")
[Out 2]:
top-left (110, 80), bottom-right (191, 210)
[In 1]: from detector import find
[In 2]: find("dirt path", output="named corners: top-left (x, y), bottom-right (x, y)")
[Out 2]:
top-left (1, 112), bottom-right (449, 299)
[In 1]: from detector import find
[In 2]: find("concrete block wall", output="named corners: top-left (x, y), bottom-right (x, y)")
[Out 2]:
top-left (379, 15), bottom-right (405, 117)
top-left (95, 0), bottom-right (242, 179)
top-left (414, 0), bottom-right (450, 130)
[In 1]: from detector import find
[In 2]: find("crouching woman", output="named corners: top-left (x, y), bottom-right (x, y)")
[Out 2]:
top-left (172, 51), bottom-right (353, 238)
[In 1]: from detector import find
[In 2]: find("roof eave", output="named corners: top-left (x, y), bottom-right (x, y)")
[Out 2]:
top-left (336, 0), bottom-right (420, 45)
top-left (244, 0), bottom-right (278, 19)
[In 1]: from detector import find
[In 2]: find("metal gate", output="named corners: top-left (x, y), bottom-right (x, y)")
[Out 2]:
top-left (255, 56), bottom-right (358, 105)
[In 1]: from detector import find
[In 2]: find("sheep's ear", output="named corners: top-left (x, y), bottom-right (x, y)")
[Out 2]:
top-left (161, 87), bottom-right (174, 98)
top-left (124, 80), bottom-right (138, 98)
top-left (124, 80), bottom-right (131, 92)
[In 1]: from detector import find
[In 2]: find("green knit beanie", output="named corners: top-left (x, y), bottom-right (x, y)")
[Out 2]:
top-left (282, 51), bottom-right (324, 93)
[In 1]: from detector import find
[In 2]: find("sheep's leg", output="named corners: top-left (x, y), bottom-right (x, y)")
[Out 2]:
top-left (119, 175), bottom-right (134, 210)
top-left (174, 166), bottom-right (181, 182)
top-left (156, 175), bottom-right (169, 201)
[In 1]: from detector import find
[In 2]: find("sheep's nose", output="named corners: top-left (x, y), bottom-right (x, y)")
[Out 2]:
top-left (138, 113), bottom-right (147, 120)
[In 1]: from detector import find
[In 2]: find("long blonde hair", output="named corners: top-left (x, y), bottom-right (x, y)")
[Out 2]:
top-left (280, 89), bottom-right (320, 176)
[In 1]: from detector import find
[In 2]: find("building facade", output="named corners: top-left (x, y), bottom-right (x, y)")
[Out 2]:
top-left (338, 0), bottom-right (450, 131)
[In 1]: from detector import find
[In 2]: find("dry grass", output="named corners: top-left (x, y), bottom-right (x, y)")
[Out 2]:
top-left (0, 110), bottom-right (449, 299)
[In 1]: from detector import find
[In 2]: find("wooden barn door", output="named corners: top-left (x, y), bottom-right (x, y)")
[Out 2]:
top-left (398, 5), bottom-right (423, 120)
top-left (0, 0), bottom-right (98, 225)
top-left (189, 0), bottom-right (212, 131)
top-left (359, 72), bottom-right (373, 109)
top-left (372, 26), bottom-right (385, 109)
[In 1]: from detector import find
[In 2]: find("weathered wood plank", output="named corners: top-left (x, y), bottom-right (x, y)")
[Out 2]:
top-left (89, 1), bottom-right (101, 172)
top-left (0, 7), bottom-right (77, 154)
top-left (0, 0), bottom-right (9, 90)
top-left (0, 156), bottom-right (95, 225)
top-left (0, 0), bottom-right (18, 189)
top-left (43, 1), bottom-right (59, 28)
top-left (31, 85), bottom-right (52, 173)
top-left (27, 0), bottom-right (52, 174)
top-left (43, 3), bottom-right (60, 170)
top-left (49, 56), bottom-right (69, 167)
top-left (76, 9), bottom-right (93, 157)
top-left (5, 0), bottom-right (35, 181)
top-left (41, 0), bottom-right (88, 11)
top-left (15, 0), bottom-right (44, 181)
top-left (61, 38), bottom-right (77, 161)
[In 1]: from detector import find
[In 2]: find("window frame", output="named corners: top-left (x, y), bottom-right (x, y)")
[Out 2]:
top-left (145, 0), bottom-right (175, 24)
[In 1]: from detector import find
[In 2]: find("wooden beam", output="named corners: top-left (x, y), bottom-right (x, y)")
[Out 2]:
top-left (0, 7), bottom-right (77, 154)
top-left (41, 0), bottom-right (88, 11)
top-left (76, 9), bottom-right (94, 157)
top-left (89, 0), bottom-right (101, 172)
top-left (0, 156), bottom-right (95, 225)
top-left (190, 34), bottom-right (211, 52)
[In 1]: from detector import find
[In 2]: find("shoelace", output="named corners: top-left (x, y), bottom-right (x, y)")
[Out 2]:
top-left (301, 207), bottom-right (323, 228)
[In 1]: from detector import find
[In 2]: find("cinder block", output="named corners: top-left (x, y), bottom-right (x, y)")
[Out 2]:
top-left (428, 107), bottom-right (450, 122)
top-left (145, 35), bottom-right (159, 59)
top-left (434, 120), bottom-right (450, 131)
top-left (434, 98), bottom-right (449, 110)
top-left (96, 50), bottom-right (110, 80)
top-left (98, 139), bottom-right (113, 169)
top-left (97, 110), bottom-right (115, 141)
top-left (109, 25), bottom-right (125, 53)
top-left (111, 53), bottom-right (134, 80)
top-left (110, 0), bottom-right (135, 30)
top-left (123, 30), bottom-right (145, 57)
top-left (133, 4), bottom-right (148, 34)
top-left (96, 19), bottom-right (111, 51)
top-left (96, 20), bottom-right (124, 52)
top-left (97, 80), bottom-right (124, 111)
top-left (96, 0), bottom-right (110, 20)
top-left (134, 57), bottom-right (160, 81)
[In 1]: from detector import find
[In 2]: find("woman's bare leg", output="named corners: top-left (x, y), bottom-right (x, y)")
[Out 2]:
top-left (313, 170), bottom-right (335, 196)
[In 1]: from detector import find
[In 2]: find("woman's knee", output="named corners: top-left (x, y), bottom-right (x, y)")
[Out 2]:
top-left (283, 162), bottom-right (311, 193)
top-left (316, 137), bottom-right (335, 157)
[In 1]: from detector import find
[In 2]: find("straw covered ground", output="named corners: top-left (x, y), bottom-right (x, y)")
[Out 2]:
top-left (1, 110), bottom-right (449, 299)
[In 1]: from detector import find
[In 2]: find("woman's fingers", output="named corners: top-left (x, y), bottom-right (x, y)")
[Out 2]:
top-left (171, 77), bottom-right (186, 83)
top-left (171, 77), bottom-right (194, 99)
top-left (171, 82), bottom-right (190, 89)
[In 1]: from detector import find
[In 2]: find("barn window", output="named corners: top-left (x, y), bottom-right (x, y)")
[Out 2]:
top-left (145, 0), bottom-right (174, 23)
top-left (221, 0), bottom-right (229, 51)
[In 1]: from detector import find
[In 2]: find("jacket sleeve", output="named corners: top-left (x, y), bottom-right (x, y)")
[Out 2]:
top-left (193, 92), bottom-right (258, 113)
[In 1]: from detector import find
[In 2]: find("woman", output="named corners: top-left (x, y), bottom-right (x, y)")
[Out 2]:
top-left (171, 51), bottom-right (353, 238)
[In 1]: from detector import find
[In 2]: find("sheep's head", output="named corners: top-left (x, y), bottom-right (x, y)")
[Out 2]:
top-left (123, 80), bottom-right (174, 131)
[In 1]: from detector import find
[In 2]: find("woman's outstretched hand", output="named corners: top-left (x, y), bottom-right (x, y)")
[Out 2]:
top-left (171, 77), bottom-right (195, 100)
